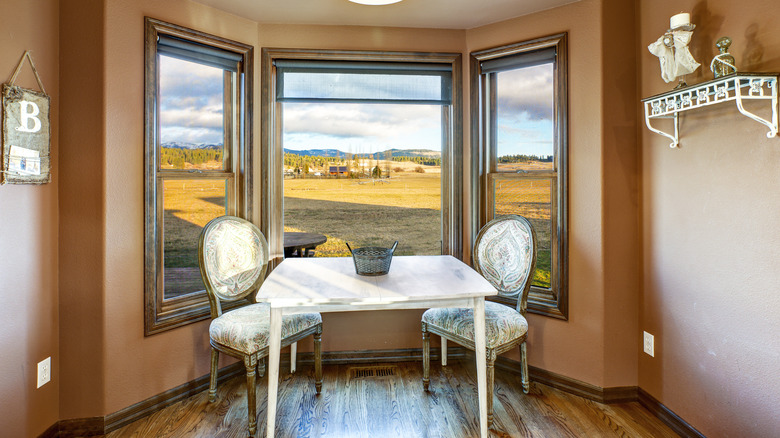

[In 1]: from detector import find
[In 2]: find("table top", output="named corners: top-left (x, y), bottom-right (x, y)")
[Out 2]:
top-left (283, 232), bottom-right (327, 250)
top-left (256, 255), bottom-right (497, 308)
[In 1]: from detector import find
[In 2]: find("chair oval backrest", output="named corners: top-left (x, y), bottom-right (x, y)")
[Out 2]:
top-left (198, 216), bottom-right (269, 307)
top-left (472, 215), bottom-right (537, 314)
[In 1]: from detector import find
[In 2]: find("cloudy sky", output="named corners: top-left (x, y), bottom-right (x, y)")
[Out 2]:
top-left (159, 55), bottom-right (224, 145)
top-left (496, 63), bottom-right (554, 158)
top-left (159, 54), bottom-right (553, 157)
top-left (283, 103), bottom-right (441, 153)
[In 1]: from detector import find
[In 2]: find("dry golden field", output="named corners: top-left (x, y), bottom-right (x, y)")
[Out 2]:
top-left (284, 171), bottom-right (442, 257)
top-left (162, 179), bottom-right (226, 297)
top-left (162, 161), bottom-right (552, 294)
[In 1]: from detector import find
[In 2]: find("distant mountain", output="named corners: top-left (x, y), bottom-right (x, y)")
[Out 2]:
top-left (162, 141), bottom-right (221, 150)
top-left (283, 148), bottom-right (441, 159)
top-left (382, 148), bottom-right (441, 158)
top-left (283, 148), bottom-right (347, 158)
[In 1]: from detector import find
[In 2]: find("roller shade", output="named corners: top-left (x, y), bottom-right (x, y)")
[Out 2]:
top-left (480, 47), bottom-right (555, 74)
top-left (275, 60), bottom-right (452, 105)
top-left (158, 35), bottom-right (242, 72)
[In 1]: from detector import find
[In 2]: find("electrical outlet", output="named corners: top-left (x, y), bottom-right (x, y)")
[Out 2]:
top-left (37, 357), bottom-right (51, 388)
top-left (643, 332), bottom-right (655, 357)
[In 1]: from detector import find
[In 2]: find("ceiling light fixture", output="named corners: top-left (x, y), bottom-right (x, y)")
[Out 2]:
top-left (348, 0), bottom-right (403, 5)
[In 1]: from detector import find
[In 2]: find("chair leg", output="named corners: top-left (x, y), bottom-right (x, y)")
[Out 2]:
top-left (208, 348), bottom-right (219, 402)
top-left (520, 342), bottom-right (530, 394)
top-left (244, 356), bottom-right (258, 437)
top-left (314, 326), bottom-right (323, 394)
top-left (441, 337), bottom-right (448, 366)
top-left (257, 357), bottom-right (266, 378)
top-left (422, 323), bottom-right (430, 391)
top-left (291, 342), bottom-right (297, 373)
top-left (487, 349), bottom-right (496, 428)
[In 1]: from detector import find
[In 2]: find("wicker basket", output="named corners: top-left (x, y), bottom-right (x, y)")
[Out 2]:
top-left (346, 241), bottom-right (399, 276)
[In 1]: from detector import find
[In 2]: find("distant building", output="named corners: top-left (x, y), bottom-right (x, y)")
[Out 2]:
top-left (329, 165), bottom-right (348, 176)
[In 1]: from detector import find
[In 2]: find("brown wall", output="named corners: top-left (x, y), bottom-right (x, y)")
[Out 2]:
top-left (71, 0), bottom-right (642, 418)
top-left (639, 0), bottom-right (780, 436)
top-left (600, 0), bottom-right (640, 388)
top-left (101, 0), bottom-right (261, 414)
top-left (0, 0), bottom-right (60, 435)
top-left (58, 0), bottom-right (107, 420)
top-left (466, 0), bottom-right (641, 388)
top-left (98, 1), bottom-right (468, 414)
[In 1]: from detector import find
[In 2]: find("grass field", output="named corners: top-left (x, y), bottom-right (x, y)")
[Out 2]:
top-left (161, 161), bottom-right (553, 295)
top-left (162, 179), bottom-right (226, 297)
top-left (284, 172), bottom-right (441, 257)
top-left (493, 179), bottom-right (553, 288)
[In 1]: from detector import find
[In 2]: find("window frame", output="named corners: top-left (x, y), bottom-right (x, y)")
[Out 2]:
top-left (144, 17), bottom-right (254, 335)
top-left (261, 48), bottom-right (463, 265)
top-left (470, 33), bottom-right (569, 319)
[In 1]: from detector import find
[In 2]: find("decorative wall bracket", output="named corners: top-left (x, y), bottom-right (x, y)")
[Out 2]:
top-left (642, 73), bottom-right (778, 148)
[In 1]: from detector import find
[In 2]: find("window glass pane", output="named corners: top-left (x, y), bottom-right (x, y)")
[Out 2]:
top-left (159, 55), bottom-right (226, 170)
top-left (163, 178), bottom-right (228, 299)
top-left (281, 72), bottom-right (446, 103)
top-left (494, 178), bottom-right (552, 289)
top-left (283, 102), bottom-right (442, 257)
top-left (496, 63), bottom-right (554, 172)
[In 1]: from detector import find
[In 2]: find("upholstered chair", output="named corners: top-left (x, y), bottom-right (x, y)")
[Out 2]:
top-left (198, 216), bottom-right (323, 437)
top-left (421, 214), bottom-right (536, 427)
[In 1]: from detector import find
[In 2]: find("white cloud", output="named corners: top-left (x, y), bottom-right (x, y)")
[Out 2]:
top-left (284, 103), bottom-right (439, 139)
top-left (282, 103), bottom-right (442, 151)
top-left (159, 56), bottom-right (225, 144)
top-left (497, 63), bottom-right (554, 121)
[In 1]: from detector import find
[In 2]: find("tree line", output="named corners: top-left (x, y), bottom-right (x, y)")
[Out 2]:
top-left (283, 153), bottom-right (341, 169)
top-left (390, 156), bottom-right (441, 166)
top-left (161, 147), bottom-right (222, 168)
top-left (497, 154), bottom-right (553, 163)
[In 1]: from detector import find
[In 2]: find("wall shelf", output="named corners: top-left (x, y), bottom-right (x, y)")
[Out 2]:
top-left (642, 72), bottom-right (778, 148)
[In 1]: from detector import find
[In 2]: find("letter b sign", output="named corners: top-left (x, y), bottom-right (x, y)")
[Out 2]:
top-left (16, 100), bottom-right (42, 133)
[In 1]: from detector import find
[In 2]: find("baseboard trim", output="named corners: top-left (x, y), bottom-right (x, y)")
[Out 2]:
top-left (37, 421), bottom-right (61, 438)
top-left (42, 417), bottom-right (105, 438)
top-left (638, 388), bottom-right (706, 438)
top-left (495, 359), bottom-right (639, 404)
top-left (104, 362), bottom-right (245, 432)
top-left (44, 348), bottom-right (704, 438)
top-left (294, 347), bottom-right (468, 366)
top-left (40, 363), bottom-right (244, 437)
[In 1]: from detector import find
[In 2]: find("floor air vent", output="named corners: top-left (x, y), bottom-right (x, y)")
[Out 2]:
top-left (349, 366), bottom-right (398, 379)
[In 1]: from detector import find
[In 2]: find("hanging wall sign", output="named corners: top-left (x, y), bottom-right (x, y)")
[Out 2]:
top-left (2, 51), bottom-right (51, 185)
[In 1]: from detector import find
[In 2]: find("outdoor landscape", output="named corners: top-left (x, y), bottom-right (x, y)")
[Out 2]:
top-left (161, 145), bottom-right (553, 297)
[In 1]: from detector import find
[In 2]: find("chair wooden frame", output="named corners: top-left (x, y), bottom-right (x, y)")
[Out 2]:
top-left (422, 214), bottom-right (537, 427)
top-left (199, 216), bottom-right (322, 437)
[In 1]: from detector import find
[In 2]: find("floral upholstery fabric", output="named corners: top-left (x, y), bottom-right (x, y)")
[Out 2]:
top-left (202, 219), bottom-right (268, 298)
top-left (475, 219), bottom-right (533, 298)
top-left (210, 304), bottom-right (321, 355)
top-left (422, 301), bottom-right (528, 349)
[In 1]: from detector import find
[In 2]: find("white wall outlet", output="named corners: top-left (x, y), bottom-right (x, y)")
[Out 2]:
top-left (37, 357), bottom-right (51, 388)
top-left (643, 331), bottom-right (655, 357)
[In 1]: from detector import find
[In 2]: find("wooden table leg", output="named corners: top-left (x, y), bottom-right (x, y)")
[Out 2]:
top-left (473, 297), bottom-right (488, 438)
top-left (266, 307), bottom-right (282, 438)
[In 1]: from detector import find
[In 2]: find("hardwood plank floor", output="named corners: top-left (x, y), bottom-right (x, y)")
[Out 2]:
top-left (108, 360), bottom-right (679, 438)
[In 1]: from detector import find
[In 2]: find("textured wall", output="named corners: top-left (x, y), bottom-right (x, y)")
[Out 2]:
top-left (0, 0), bottom-right (60, 435)
top-left (639, 0), bottom-right (780, 436)
top-left (100, 0), bottom-right (637, 415)
top-left (58, 0), bottom-right (106, 420)
top-left (467, 0), bottom-right (642, 388)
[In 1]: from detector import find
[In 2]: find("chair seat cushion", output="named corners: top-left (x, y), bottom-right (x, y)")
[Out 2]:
top-left (422, 301), bottom-right (527, 349)
top-left (209, 303), bottom-right (321, 355)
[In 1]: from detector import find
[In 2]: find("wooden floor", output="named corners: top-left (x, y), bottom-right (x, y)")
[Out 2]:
top-left (108, 360), bottom-right (679, 438)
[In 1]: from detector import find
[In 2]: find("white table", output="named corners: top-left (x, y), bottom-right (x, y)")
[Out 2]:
top-left (255, 255), bottom-right (498, 438)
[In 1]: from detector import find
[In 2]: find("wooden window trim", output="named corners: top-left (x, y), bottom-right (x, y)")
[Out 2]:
top-left (470, 33), bottom-right (569, 319)
top-left (260, 48), bottom-right (464, 266)
top-left (143, 17), bottom-right (254, 335)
